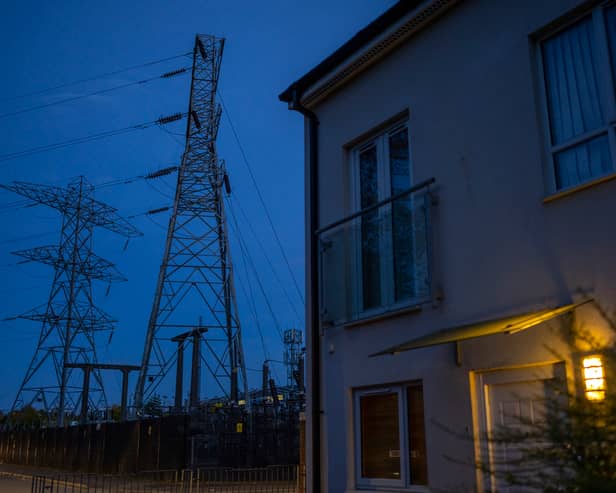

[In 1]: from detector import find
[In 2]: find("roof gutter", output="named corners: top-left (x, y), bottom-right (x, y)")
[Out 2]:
top-left (287, 86), bottom-right (321, 493)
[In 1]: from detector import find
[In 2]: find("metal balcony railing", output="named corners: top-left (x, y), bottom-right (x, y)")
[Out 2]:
top-left (317, 178), bottom-right (435, 326)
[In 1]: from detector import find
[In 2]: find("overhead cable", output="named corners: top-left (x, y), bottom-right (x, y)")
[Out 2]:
top-left (233, 230), bottom-right (270, 362)
top-left (230, 195), bottom-right (302, 323)
top-left (0, 67), bottom-right (190, 120)
top-left (227, 198), bottom-right (284, 341)
top-left (218, 91), bottom-right (305, 307)
top-left (1, 52), bottom-right (191, 103)
top-left (0, 113), bottom-right (186, 163)
top-left (0, 231), bottom-right (57, 246)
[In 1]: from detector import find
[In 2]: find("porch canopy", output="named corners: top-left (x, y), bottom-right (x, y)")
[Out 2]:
top-left (369, 299), bottom-right (592, 357)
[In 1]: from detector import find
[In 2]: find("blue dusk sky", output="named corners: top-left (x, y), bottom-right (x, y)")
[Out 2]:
top-left (0, 0), bottom-right (397, 410)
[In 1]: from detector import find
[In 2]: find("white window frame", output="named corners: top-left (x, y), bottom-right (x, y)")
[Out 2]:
top-left (353, 382), bottom-right (429, 491)
top-left (349, 121), bottom-right (415, 317)
top-left (537, 3), bottom-right (616, 194)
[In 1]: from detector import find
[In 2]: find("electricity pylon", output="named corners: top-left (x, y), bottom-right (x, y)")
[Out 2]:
top-left (283, 329), bottom-right (303, 388)
top-left (2, 177), bottom-right (141, 426)
top-left (135, 34), bottom-right (248, 409)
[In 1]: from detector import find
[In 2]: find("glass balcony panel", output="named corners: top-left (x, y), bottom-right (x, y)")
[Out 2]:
top-left (319, 184), bottom-right (433, 326)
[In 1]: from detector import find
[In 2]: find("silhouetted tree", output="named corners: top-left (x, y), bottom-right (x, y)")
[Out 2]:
top-left (8, 405), bottom-right (44, 427)
top-left (143, 395), bottom-right (163, 417)
top-left (480, 326), bottom-right (616, 492)
top-left (110, 404), bottom-right (122, 422)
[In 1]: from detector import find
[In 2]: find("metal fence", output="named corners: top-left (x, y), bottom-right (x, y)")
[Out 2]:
top-left (0, 416), bottom-right (188, 473)
top-left (2, 408), bottom-right (301, 472)
top-left (31, 465), bottom-right (302, 493)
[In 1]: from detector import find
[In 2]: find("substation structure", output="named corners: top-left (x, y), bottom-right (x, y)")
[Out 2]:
top-left (130, 33), bottom-right (305, 468)
top-left (1, 33), bottom-right (305, 471)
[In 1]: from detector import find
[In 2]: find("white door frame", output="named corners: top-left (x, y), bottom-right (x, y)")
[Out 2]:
top-left (470, 361), bottom-right (566, 493)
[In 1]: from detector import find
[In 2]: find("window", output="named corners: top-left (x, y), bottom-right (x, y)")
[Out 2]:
top-left (351, 122), bottom-right (427, 315)
top-left (354, 382), bottom-right (428, 489)
top-left (317, 120), bottom-right (431, 326)
top-left (540, 5), bottom-right (616, 191)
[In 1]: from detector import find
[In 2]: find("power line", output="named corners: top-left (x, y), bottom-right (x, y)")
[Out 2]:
top-left (229, 194), bottom-right (302, 323)
top-left (0, 231), bottom-right (57, 246)
top-left (218, 91), bottom-right (305, 308)
top-left (0, 114), bottom-right (185, 163)
top-left (1, 52), bottom-right (191, 104)
top-left (0, 67), bottom-right (189, 120)
top-left (233, 231), bottom-right (270, 362)
top-left (0, 199), bottom-right (33, 213)
top-left (95, 165), bottom-right (178, 190)
top-left (227, 198), bottom-right (284, 341)
top-left (157, 124), bottom-right (185, 147)
top-left (145, 179), bottom-right (173, 200)
top-left (145, 214), bottom-right (169, 231)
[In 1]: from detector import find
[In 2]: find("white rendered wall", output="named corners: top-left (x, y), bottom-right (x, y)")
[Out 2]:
top-left (304, 0), bottom-right (616, 491)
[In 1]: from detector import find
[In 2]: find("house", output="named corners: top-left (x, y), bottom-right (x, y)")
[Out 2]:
top-left (280, 0), bottom-right (616, 491)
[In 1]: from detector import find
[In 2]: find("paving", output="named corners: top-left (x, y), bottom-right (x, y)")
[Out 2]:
top-left (0, 475), bottom-right (32, 493)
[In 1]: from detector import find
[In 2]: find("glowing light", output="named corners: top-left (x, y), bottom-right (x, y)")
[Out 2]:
top-left (583, 356), bottom-right (606, 401)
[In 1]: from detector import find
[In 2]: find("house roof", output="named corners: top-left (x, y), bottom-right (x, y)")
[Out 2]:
top-left (278, 0), bottom-right (423, 103)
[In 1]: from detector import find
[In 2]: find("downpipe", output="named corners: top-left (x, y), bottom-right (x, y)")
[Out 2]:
top-left (288, 87), bottom-right (320, 493)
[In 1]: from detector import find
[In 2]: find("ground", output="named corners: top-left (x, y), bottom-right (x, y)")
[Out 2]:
top-left (0, 475), bottom-right (31, 493)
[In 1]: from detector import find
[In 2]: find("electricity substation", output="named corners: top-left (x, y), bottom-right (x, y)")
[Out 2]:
top-left (0, 34), bottom-right (305, 473)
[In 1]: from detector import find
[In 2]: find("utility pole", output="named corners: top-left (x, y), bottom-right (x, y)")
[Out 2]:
top-left (2, 177), bottom-right (140, 425)
top-left (171, 326), bottom-right (207, 411)
top-left (135, 34), bottom-right (248, 409)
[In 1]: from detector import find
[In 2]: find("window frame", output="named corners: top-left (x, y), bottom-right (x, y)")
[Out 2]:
top-left (537, 3), bottom-right (616, 194)
top-left (353, 382), bottom-right (429, 491)
top-left (348, 120), bottom-right (416, 318)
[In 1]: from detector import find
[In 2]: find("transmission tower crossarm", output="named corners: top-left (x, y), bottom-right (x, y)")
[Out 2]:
top-left (86, 199), bottom-right (142, 237)
top-left (18, 305), bottom-right (117, 330)
top-left (1, 181), bottom-right (142, 238)
top-left (12, 245), bottom-right (127, 282)
top-left (0, 182), bottom-right (66, 209)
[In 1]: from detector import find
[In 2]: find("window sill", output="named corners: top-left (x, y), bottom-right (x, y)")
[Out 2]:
top-left (347, 486), bottom-right (430, 493)
top-left (342, 301), bottom-right (426, 329)
top-left (543, 172), bottom-right (616, 204)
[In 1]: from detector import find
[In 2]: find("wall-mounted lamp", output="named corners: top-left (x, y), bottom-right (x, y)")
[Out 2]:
top-left (582, 355), bottom-right (606, 401)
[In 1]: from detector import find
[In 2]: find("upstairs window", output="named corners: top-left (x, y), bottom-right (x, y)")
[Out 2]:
top-left (540, 5), bottom-right (616, 191)
top-left (351, 123), bottom-right (428, 315)
top-left (317, 120), bottom-right (432, 326)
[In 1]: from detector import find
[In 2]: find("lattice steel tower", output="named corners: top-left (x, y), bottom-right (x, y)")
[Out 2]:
top-left (135, 34), bottom-right (248, 409)
top-left (283, 329), bottom-right (303, 388)
top-left (2, 177), bottom-right (140, 426)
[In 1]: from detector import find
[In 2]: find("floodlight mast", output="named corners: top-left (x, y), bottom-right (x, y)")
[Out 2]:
top-left (135, 34), bottom-right (248, 410)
